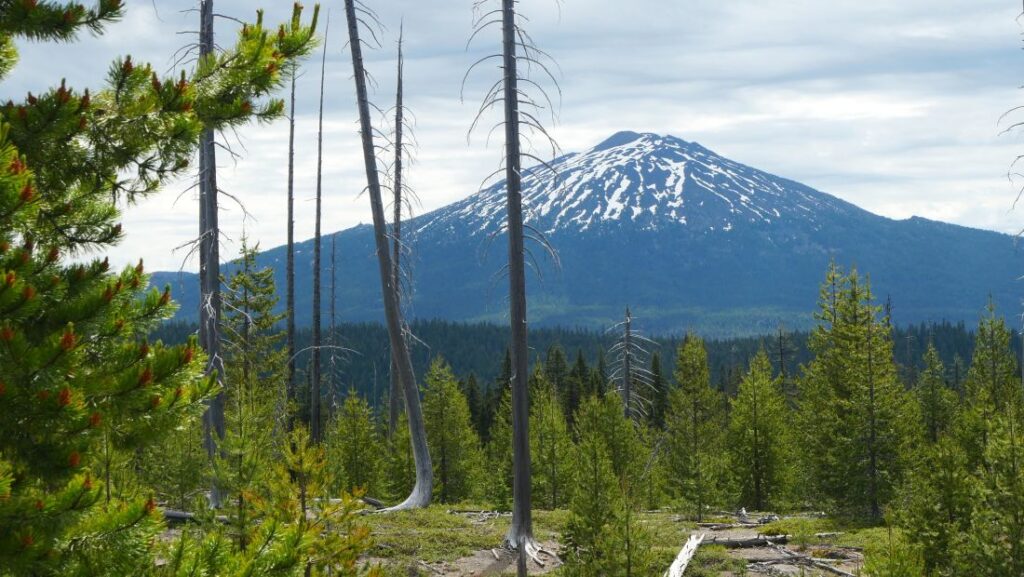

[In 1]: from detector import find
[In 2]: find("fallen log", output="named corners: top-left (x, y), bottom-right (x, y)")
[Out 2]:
top-left (704, 534), bottom-right (789, 548)
top-left (162, 509), bottom-right (229, 525)
top-left (664, 533), bottom-right (705, 577)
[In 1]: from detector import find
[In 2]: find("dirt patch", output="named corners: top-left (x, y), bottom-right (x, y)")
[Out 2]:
top-left (411, 541), bottom-right (562, 576)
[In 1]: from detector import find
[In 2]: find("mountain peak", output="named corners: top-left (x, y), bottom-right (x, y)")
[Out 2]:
top-left (417, 131), bottom-right (861, 238)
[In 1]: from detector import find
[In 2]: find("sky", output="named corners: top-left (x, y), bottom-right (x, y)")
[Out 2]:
top-left (5, 0), bottom-right (1024, 271)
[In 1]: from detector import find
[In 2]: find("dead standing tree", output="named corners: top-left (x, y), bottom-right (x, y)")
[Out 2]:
top-left (465, 0), bottom-right (563, 560)
top-left (342, 0), bottom-right (432, 509)
top-left (197, 0), bottom-right (225, 508)
top-left (310, 13), bottom-right (330, 443)
top-left (608, 307), bottom-right (659, 422)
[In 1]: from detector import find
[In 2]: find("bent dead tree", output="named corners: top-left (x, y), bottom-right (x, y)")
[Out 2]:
top-left (343, 0), bottom-right (432, 509)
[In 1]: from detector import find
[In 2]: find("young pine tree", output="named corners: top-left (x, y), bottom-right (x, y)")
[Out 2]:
top-left (486, 384), bottom-right (515, 509)
top-left (574, 393), bottom-right (645, 486)
top-left (218, 240), bottom-right (287, 549)
top-left (648, 351), bottom-right (669, 429)
top-left (382, 411), bottom-right (415, 503)
top-left (728, 349), bottom-right (792, 511)
top-left (326, 392), bottom-right (382, 498)
top-left (560, 433), bottom-right (654, 577)
top-left (957, 303), bottom-right (1023, 469)
top-left (915, 343), bottom-right (958, 444)
top-left (664, 333), bottom-right (727, 521)
top-left (529, 376), bottom-right (574, 510)
top-left (422, 358), bottom-right (484, 503)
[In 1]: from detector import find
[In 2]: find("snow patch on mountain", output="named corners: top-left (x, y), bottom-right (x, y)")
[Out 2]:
top-left (416, 131), bottom-right (861, 237)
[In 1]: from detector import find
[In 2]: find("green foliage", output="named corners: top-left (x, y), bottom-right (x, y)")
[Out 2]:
top-left (952, 415), bottom-right (1024, 575)
top-left (485, 384), bottom-right (514, 509)
top-left (326, 392), bottom-right (382, 497)
top-left (560, 434), bottom-right (654, 577)
top-left (648, 351), bottom-right (669, 429)
top-left (530, 377), bottom-right (574, 510)
top-left (915, 343), bottom-right (958, 444)
top-left (381, 411), bottom-right (415, 503)
top-left (728, 349), bottom-right (792, 510)
top-left (863, 527), bottom-right (925, 577)
top-left (664, 333), bottom-right (727, 520)
top-left (896, 435), bottom-right (973, 575)
top-left (421, 358), bottom-right (484, 503)
top-left (574, 393), bottom-right (645, 485)
top-left (797, 263), bottom-right (917, 520)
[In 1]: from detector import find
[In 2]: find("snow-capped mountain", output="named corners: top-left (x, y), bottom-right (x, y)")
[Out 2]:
top-left (421, 131), bottom-right (860, 238)
top-left (154, 132), bottom-right (1022, 336)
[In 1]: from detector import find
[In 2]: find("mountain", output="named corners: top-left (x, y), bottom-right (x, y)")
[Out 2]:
top-left (152, 131), bottom-right (1024, 336)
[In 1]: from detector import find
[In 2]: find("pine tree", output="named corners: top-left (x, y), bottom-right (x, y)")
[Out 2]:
top-left (574, 394), bottom-right (645, 486)
top-left (422, 358), bottom-right (484, 503)
top-left (728, 349), bottom-right (792, 511)
top-left (648, 351), bottom-right (668, 429)
top-left (326, 392), bottom-right (382, 498)
top-left (897, 436), bottom-right (973, 576)
top-left (957, 303), bottom-right (1023, 468)
top-left (0, 3), bottom-right (319, 574)
top-left (486, 385), bottom-right (515, 510)
top-left (800, 265), bottom-right (917, 520)
top-left (664, 333), bottom-right (726, 521)
top-left (564, 349), bottom-right (588, 426)
top-left (529, 377), bottom-right (574, 510)
top-left (218, 240), bottom-right (287, 549)
top-left (953, 415), bottom-right (1024, 575)
top-left (915, 343), bottom-right (958, 444)
top-left (560, 433), bottom-right (654, 577)
top-left (462, 372), bottom-right (484, 438)
top-left (382, 412), bottom-right (415, 503)
top-left (544, 344), bottom-right (569, 395)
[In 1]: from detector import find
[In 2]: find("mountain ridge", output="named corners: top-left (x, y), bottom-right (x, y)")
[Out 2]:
top-left (152, 131), bottom-right (1023, 336)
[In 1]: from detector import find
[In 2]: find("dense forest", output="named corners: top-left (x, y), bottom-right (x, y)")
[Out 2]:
top-left (2, 1), bottom-right (1023, 577)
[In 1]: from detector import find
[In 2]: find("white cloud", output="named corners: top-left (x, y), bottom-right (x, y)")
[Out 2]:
top-left (4, 0), bottom-right (1024, 270)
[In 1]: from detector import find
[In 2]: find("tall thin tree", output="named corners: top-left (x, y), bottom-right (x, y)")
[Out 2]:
top-left (388, 26), bottom-right (406, 438)
top-left (286, 63), bottom-right (297, 426)
top-left (343, 0), bottom-right (433, 509)
top-left (310, 14), bottom-right (330, 443)
top-left (499, 0), bottom-right (535, 556)
top-left (198, 0), bottom-right (226, 508)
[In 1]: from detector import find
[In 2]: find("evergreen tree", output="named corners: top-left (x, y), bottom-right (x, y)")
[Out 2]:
top-left (326, 393), bottom-right (381, 497)
top-left (564, 349), bottom-right (588, 426)
top-left (797, 264), bottom-right (916, 520)
top-left (529, 377), bottom-right (574, 510)
top-left (897, 436), bottom-right (973, 576)
top-left (462, 372), bottom-right (483, 438)
top-left (218, 240), bottom-right (287, 549)
top-left (953, 415), bottom-right (1024, 576)
top-left (486, 385), bottom-right (515, 510)
top-left (915, 343), bottom-right (958, 444)
top-left (574, 394), bottom-right (645, 486)
top-left (544, 344), bottom-right (569, 394)
top-left (382, 412), bottom-right (415, 503)
top-left (664, 333), bottom-right (726, 521)
top-left (422, 358), bottom-right (484, 503)
top-left (0, 3), bottom-right (319, 573)
top-left (957, 303), bottom-right (1023, 468)
top-left (648, 351), bottom-right (668, 429)
top-left (560, 433), bottom-right (654, 577)
top-left (728, 349), bottom-right (791, 511)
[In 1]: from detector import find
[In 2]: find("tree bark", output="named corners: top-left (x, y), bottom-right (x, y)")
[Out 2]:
top-left (286, 63), bottom-right (297, 428)
top-left (343, 0), bottom-right (432, 509)
top-left (500, 0), bottom-right (535, 553)
top-left (389, 30), bottom-right (406, 438)
top-left (198, 0), bottom-right (225, 509)
top-left (310, 14), bottom-right (329, 444)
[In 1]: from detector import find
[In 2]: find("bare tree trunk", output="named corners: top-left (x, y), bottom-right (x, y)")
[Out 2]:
top-left (623, 307), bottom-right (633, 419)
top-left (286, 64), bottom-right (297, 428)
top-left (311, 17), bottom-right (330, 444)
top-left (343, 0), bottom-right (432, 509)
top-left (388, 29), bottom-right (405, 438)
top-left (330, 233), bottom-right (338, 408)
top-left (198, 0), bottom-right (225, 509)
top-left (500, 0), bottom-right (535, 553)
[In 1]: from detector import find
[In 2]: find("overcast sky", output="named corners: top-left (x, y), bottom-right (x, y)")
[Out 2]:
top-left (6, 0), bottom-right (1024, 271)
